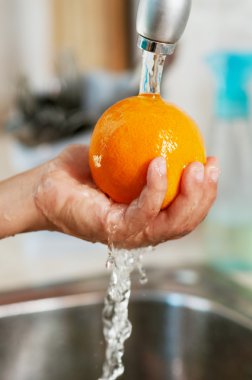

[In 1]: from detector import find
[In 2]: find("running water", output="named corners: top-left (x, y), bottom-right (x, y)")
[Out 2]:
top-left (99, 248), bottom-right (150, 380)
top-left (139, 50), bottom-right (166, 95)
top-left (99, 50), bottom-right (164, 380)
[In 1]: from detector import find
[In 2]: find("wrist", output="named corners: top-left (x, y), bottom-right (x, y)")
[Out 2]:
top-left (27, 164), bottom-right (55, 233)
top-left (0, 164), bottom-right (53, 239)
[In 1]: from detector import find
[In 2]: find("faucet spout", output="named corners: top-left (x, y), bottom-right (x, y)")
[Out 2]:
top-left (136, 0), bottom-right (192, 55)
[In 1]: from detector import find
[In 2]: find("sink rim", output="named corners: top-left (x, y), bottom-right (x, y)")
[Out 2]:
top-left (0, 265), bottom-right (252, 326)
top-left (0, 288), bottom-right (252, 332)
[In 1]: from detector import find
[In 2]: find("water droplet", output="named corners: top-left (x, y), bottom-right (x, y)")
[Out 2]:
top-left (93, 154), bottom-right (102, 168)
top-left (106, 256), bottom-right (115, 270)
top-left (146, 245), bottom-right (155, 253)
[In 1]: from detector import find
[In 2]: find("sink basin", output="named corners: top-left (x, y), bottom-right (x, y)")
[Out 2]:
top-left (0, 266), bottom-right (252, 380)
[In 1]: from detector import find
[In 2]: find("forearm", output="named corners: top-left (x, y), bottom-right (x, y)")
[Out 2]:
top-left (0, 166), bottom-right (50, 239)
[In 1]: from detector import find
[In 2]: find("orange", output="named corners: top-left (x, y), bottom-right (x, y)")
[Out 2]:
top-left (89, 94), bottom-right (206, 208)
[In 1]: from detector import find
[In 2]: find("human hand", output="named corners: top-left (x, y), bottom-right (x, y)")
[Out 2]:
top-left (34, 144), bottom-right (219, 249)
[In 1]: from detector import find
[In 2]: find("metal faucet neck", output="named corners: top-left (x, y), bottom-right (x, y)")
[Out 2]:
top-left (136, 0), bottom-right (191, 54)
top-left (137, 35), bottom-right (176, 56)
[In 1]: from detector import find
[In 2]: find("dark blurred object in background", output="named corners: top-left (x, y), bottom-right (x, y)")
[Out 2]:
top-left (1, 0), bottom-right (139, 140)
top-left (4, 0), bottom-right (178, 147)
top-left (4, 0), bottom-right (140, 146)
top-left (6, 75), bottom-right (86, 147)
top-left (6, 52), bottom-right (139, 147)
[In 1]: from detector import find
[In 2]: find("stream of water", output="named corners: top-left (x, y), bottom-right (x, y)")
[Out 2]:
top-left (98, 248), bottom-right (149, 380)
top-left (99, 49), bottom-right (165, 380)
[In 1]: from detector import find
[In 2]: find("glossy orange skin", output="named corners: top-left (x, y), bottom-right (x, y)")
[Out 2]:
top-left (89, 94), bottom-right (206, 208)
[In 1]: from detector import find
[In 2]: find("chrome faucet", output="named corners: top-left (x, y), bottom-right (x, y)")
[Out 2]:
top-left (137, 0), bottom-right (192, 55)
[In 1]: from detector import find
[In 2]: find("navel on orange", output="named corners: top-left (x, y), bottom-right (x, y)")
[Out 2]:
top-left (89, 94), bottom-right (206, 208)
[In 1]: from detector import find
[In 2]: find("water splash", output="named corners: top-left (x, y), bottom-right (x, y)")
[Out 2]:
top-left (136, 250), bottom-right (149, 285)
top-left (99, 247), bottom-right (149, 380)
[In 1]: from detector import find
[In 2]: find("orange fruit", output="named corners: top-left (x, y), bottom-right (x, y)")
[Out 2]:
top-left (89, 94), bottom-right (206, 208)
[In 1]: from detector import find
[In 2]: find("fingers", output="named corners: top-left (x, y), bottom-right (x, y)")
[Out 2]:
top-left (179, 157), bottom-right (219, 222)
top-left (59, 144), bottom-right (89, 165)
top-left (126, 157), bottom-right (167, 225)
top-left (138, 157), bottom-right (167, 215)
top-left (149, 158), bottom-right (220, 243)
top-left (120, 157), bottom-right (167, 235)
top-left (202, 156), bottom-right (219, 211)
top-left (58, 144), bottom-right (91, 181)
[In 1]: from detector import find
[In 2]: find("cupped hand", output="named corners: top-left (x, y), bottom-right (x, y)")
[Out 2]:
top-left (35, 144), bottom-right (219, 249)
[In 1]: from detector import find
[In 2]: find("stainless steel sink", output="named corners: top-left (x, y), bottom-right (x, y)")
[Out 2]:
top-left (0, 266), bottom-right (252, 380)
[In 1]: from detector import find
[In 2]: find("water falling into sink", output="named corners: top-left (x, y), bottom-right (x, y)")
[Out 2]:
top-left (98, 49), bottom-right (165, 380)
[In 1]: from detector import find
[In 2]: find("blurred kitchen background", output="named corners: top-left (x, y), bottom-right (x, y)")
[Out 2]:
top-left (1, 0), bottom-right (252, 291)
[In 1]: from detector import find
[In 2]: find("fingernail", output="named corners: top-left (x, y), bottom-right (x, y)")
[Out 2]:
top-left (192, 163), bottom-right (204, 182)
top-left (208, 166), bottom-right (220, 182)
top-left (156, 158), bottom-right (166, 176)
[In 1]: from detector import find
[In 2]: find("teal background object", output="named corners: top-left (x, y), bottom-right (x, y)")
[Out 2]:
top-left (207, 52), bottom-right (252, 120)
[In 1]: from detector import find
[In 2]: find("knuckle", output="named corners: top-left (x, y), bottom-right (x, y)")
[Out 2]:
top-left (144, 224), bottom-right (156, 245)
top-left (204, 188), bottom-right (218, 207)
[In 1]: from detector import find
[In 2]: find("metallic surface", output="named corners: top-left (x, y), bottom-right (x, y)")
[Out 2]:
top-left (137, 0), bottom-right (192, 53)
top-left (137, 35), bottom-right (175, 56)
top-left (0, 266), bottom-right (252, 380)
